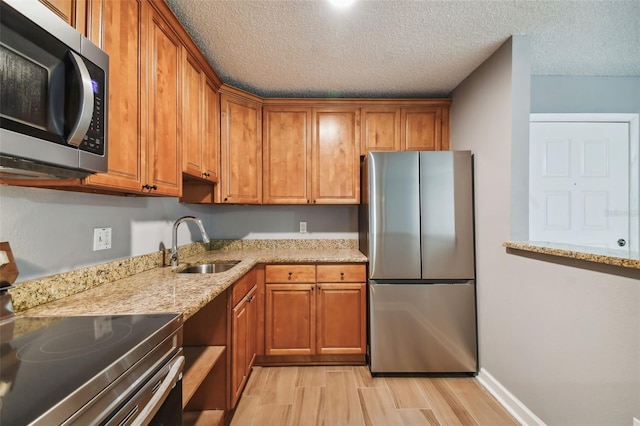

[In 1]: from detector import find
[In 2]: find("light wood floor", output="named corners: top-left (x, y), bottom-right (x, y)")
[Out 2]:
top-left (229, 366), bottom-right (519, 426)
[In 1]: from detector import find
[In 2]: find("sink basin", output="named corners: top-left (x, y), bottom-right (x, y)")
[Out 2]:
top-left (178, 262), bottom-right (239, 274)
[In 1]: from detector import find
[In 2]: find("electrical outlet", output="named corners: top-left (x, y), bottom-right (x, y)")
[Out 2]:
top-left (299, 221), bottom-right (307, 233)
top-left (93, 227), bottom-right (112, 251)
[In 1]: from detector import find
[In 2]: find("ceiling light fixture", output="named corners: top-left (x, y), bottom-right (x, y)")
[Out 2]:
top-left (328, 0), bottom-right (357, 8)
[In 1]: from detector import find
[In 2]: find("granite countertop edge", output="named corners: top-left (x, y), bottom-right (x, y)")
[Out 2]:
top-left (503, 241), bottom-right (640, 270)
top-left (19, 248), bottom-right (368, 320)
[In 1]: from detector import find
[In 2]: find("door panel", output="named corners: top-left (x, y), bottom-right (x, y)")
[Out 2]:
top-left (420, 151), bottom-right (475, 280)
top-left (368, 152), bottom-right (421, 279)
top-left (530, 121), bottom-right (630, 251)
top-left (369, 282), bottom-right (477, 373)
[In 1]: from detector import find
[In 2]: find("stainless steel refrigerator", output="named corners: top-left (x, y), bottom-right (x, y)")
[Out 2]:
top-left (359, 151), bottom-right (477, 374)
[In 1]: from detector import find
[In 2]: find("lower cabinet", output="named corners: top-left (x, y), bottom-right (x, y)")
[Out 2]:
top-left (182, 291), bottom-right (228, 426)
top-left (230, 269), bottom-right (258, 408)
top-left (264, 264), bottom-right (366, 357)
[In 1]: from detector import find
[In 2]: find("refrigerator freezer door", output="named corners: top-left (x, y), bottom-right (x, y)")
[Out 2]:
top-left (420, 151), bottom-right (475, 279)
top-left (368, 152), bottom-right (421, 279)
top-left (369, 282), bottom-right (477, 374)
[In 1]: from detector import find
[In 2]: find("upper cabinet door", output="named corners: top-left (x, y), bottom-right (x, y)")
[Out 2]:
top-left (312, 108), bottom-right (361, 204)
top-left (220, 93), bottom-right (262, 204)
top-left (84, 0), bottom-right (145, 192)
top-left (182, 50), bottom-right (205, 179)
top-left (202, 78), bottom-right (220, 182)
top-left (146, 6), bottom-right (182, 196)
top-left (39, 0), bottom-right (87, 34)
top-left (401, 107), bottom-right (443, 151)
top-left (263, 107), bottom-right (312, 204)
top-left (361, 108), bottom-right (401, 154)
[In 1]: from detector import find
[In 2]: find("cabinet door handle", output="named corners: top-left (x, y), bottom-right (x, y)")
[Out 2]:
top-left (340, 272), bottom-right (345, 280)
top-left (288, 272), bottom-right (292, 280)
top-left (247, 296), bottom-right (254, 302)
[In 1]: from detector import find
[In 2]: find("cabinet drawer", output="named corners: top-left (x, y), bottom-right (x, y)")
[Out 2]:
top-left (232, 268), bottom-right (257, 306)
top-left (316, 264), bottom-right (366, 282)
top-left (265, 265), bottom-right (316, 283)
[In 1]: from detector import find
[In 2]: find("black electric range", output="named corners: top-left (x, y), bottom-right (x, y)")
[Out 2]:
top-left (0, 313), bottom-right (183, 425)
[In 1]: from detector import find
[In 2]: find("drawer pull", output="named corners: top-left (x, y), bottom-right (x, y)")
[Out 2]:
top-left (340, 272), bottom-right (345, 280)
top-left (288, 272), bottom-right (293, 280)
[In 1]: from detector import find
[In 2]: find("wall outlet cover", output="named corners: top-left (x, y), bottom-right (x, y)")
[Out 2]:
top-left (299, 221), bottom-right (307, 233)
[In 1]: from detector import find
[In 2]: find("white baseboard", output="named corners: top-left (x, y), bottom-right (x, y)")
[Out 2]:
top-left (476, 368), bottom-right (546, 426)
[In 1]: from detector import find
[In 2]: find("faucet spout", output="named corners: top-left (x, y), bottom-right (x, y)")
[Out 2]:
top-left (170, 216), bottom-right (211, 267)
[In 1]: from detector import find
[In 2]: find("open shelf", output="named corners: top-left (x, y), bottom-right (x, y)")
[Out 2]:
top-left (183, 346), bottom-right (226, 408)
top-left (183, 409), bottom-right (225, 426)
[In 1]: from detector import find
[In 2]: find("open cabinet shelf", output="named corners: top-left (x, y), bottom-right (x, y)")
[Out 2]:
top-left (183, 346), bottom-right (226, 407)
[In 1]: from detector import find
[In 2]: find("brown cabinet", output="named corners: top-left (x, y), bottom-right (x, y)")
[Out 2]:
top-left (264, 264), bottom-right (366, 357)
top-left (402, 106), bottom-right (443, 151)
top-left (361, 104), bottom-right (451, 154)
top-left (182, 290), bottom-right (228, 425)
top-left (39, 0), bottom-right (87, 34)
top-left (263, 106), bottom-right (360, 205)
top-left (361, 107), bottom-right (401, 153)
top-left (145, 5), bottom-right (182, 196)
top-left (316, 265), bottom-right (366, 355)
top-left (203, 78), bottom-right (221, 182)
top-left (263, 107), bottom-right (312, 204)
top-left (230, 270), bottom-right (258, 408)
top-left (312, 108), bottom-right (361, 204)
top-left (182, 51), bottom-right (205, 179)
top-left (219, 88), bottom-right (263, 204)
top-left (82, 0), bottom-right (145, 193)
top-left (181, 51), bottom-right (219, 184)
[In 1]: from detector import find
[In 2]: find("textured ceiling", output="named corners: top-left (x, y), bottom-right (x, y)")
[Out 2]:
top-left (165, 0), bottom-right (640, 98)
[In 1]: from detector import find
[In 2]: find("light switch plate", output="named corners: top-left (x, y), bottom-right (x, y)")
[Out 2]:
top-left (93, 227), bottom-right (112, 251)
top-left (299, 221), bottom-right (307, 233)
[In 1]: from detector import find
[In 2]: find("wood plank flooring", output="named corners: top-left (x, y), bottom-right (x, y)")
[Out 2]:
top-left (229, 366), bottom-right (519, 426)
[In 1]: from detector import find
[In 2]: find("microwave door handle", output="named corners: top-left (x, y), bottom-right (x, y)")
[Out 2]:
top-left (66, 51), bottom-right (94, 147)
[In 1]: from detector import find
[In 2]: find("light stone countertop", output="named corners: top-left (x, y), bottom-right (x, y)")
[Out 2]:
top-left (504, 241), bottom-right (640, 270)
top-left (19, 248), bottom-right (367, 320)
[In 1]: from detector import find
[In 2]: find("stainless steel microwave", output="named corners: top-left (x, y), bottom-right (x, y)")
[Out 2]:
top-left (0, 0), bottom-right (109, 179)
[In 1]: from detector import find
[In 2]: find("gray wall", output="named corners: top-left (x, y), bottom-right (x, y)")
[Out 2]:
top-left (0, 185), bottom-right (357, 282)
top-left (531, 76), bottom-right (640, 114)
top-left (451, 37), bottom-right (640, 425)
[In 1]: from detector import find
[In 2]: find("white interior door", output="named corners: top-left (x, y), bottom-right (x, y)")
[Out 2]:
top-left (529, 120), bottom-right (631, 252)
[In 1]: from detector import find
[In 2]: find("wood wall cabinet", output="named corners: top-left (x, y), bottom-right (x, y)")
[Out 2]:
top-left (263, 107), bottom-right (312, 204)
top-left (145, 4), bottom-right (182, 196)
top-left (230, 269), bottom-right (258, 408)
top-left (361, 103), bottom-right (451, 155)
top-left (81, 0), bottom-right (147, 193)
top-left (264, 264), bottom-right (366, 358)
top-left (181, 51), bottom-right (219, 183)
top-left (361, 107), bottom-right (401, 153)
top-left (312, 108), bottom-right (361, 204)
top-left (219, 88), bottom-right (263, 204)
top-left (402, 106), bottom-right (444, 151)
top-left (263, 105), bottom-right (361, 205)
top-left (39, 0), bottom-right (87, 34)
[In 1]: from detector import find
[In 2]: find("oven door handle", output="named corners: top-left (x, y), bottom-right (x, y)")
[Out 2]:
top-left (132, 355), bottom-right (184, 426)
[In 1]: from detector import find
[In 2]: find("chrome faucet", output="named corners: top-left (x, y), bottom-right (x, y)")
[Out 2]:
top-left (170, 216), bottom-right (211, 267)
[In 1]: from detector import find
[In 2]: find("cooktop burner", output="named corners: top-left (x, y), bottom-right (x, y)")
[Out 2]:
top-left (0, 313), bottom-right (181, 425)
top-left (17, 320), bottom-right (134, 363)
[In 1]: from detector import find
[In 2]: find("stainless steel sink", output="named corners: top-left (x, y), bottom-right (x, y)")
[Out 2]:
top-left (178, 262), bottom-right (239, 274)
